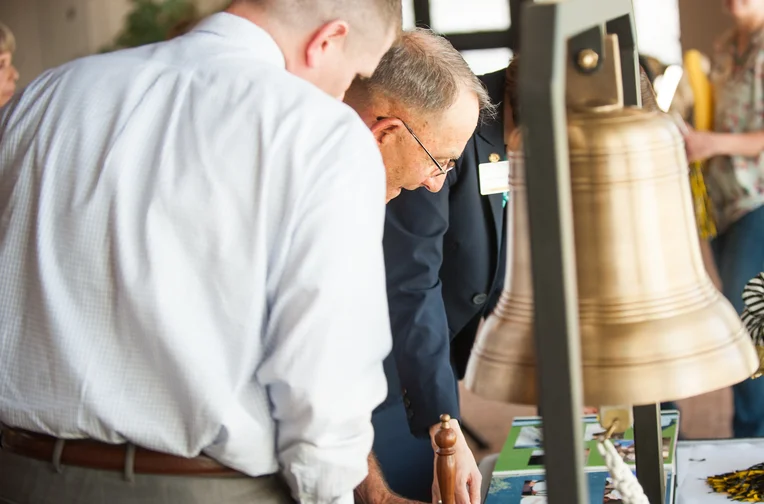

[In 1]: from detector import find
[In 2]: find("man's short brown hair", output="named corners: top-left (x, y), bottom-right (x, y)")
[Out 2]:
top-left (241, 0), bottom-right (401, 41)
top-left (0, 22), bottom-right (16, 54)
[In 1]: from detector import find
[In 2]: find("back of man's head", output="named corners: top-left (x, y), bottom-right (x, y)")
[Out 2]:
top-left (255, 0), bottom-right (400, 38)
top-left (229, 0), bottom-right (401, 97)
top-left (346, 27), bottom-right (494, 119)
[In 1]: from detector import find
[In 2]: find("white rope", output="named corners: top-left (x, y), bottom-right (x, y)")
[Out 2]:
top-left (597, 439), bottom-right (650, 504)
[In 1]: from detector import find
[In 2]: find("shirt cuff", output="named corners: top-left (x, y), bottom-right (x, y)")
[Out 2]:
top-left (298, 492), bottom-right (354, 504)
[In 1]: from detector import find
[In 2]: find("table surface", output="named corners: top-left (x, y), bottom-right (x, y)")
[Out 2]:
top-left (676, 438), bottom-right (764, 503)
top-left (481, 438), bottom-right (764, 503)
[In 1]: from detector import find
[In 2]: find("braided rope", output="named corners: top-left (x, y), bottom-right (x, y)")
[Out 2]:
top-left (597, 439), bottom-right (650, 504)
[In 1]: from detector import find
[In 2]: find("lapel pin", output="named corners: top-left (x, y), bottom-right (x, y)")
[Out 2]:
top-left (488, 153), bottom-right (501, 163)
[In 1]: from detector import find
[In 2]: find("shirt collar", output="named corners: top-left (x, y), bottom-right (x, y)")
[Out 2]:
top-left (191, 12), bottom-right (286, 69)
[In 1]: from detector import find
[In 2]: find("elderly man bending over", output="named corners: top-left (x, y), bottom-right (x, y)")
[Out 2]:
top-left (345, 28), bottom-right (494, 504)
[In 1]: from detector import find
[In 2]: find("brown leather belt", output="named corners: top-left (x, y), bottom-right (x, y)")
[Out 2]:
top-left (0, 428), bottom-right (240, 476)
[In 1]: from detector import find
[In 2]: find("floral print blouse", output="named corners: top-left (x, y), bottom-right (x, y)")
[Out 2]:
top-left (707, 27), bottom-right (764, 232)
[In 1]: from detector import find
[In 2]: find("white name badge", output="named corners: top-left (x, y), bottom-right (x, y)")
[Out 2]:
top-left (478, 160), bottom-right (510, 195)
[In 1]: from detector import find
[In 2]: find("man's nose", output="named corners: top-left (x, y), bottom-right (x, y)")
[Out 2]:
top-left (10, 65), bottom-right (18, 82)
top-left (422, 175), bottom-right (446, 193)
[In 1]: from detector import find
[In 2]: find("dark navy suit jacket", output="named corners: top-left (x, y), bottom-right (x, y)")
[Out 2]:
top-left (379, 69), bottom-right (508, 437)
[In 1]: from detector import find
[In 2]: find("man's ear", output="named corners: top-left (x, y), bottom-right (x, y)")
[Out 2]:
top-left (370, 117), bottom-right (401, 146)
top-left (305, 20), bottom-right (350, 68)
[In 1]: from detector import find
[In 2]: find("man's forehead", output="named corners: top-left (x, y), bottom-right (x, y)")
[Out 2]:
top-left (430, 99), bottom-right (481, 155)
top-left (428, 129), bottom-right (471, 160)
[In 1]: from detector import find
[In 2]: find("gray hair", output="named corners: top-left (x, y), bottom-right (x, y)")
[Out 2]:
top-left (358, 28), bottom-right (495, 118)
top-left (0, 22), bottom-right (15, 54)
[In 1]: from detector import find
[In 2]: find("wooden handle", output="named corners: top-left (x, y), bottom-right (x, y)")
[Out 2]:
top-left (435, 414), bottom-right (457, 504)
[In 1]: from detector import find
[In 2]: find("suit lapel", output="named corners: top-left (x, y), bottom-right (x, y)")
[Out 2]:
top-left (476, 69), bottom-right (508, 248)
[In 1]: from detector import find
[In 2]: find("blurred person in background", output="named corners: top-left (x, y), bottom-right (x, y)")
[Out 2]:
top-left (0, 21), bottom-right (19, 107)
top-left (683, 0), bottom-right (764, 438)
top-left (0, 0), bottom-right (400, 503)
top-left (351, 55), bottom-right (514, 504)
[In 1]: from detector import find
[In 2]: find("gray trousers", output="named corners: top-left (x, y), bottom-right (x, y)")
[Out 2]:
top-left (0, 448), bottom-right (295, 504)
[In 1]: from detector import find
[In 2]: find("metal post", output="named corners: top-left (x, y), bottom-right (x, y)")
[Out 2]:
top-left (521, 8), bottom-right (589, 500)
top-left (606, 10), bottom-right (669, 503)
top-left (412, 0), bottom-right (431, 27)
top-left (508, 0), bottom-right (524, 52)
top-left (633, 404), bottom-right (667, 504)
top-left (607, 11), bottom-right (641, 106)
top-left (519, 1), bottom-right (638, 502)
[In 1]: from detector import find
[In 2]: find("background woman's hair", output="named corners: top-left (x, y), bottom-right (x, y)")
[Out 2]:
top-left (640, 65), bottom-right (661, 112)
top-left (505, 55), bottom-right (520, 124)
top-left (639, 55), bottom-right (657, 83)
top-left (0, 22), bottom-right (16, 54)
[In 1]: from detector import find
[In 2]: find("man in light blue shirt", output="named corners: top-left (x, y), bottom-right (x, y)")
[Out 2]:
top-left (0, 1), bottom-right (400, 503)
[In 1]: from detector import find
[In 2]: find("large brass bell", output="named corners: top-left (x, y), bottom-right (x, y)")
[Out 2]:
top-left (465, 36), bottom-right (758, 407)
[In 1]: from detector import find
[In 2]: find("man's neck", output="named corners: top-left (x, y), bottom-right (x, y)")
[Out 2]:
top-left (225, 1), bottom-right (267, 28)
top-left (224, 1), bottom-right (296, 64)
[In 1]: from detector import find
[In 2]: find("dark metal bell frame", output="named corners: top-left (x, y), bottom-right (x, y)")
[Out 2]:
top-left (518, 1), bottom-right (668, 502)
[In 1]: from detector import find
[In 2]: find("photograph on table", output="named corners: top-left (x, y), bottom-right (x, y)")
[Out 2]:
top-left (515, 426), bottom-right (543, 449)
top-left (584, 423), bottom-right (625, 442)
top-left (526, 448), bottom-right (590, 467)
top-left (527, 449), bottom-right (545, 466)
top-left (661, 414), bottom-right (677, 430)
top-left (520, 479), bottom-right (547, 503)
top-left (603, 477), bottom-right (624, 503)
top-left (662, 436), bottom-right (671, 460)
top-left (612, 439), bottom-right (636, 463)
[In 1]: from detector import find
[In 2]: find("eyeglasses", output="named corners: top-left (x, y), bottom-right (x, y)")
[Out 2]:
top-left (378, 116), bottom-right (456, 177)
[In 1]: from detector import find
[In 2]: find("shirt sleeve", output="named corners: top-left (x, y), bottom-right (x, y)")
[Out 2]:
top-left (256, 118), bottom-right (392, 503)
top-left (383, 171), bottom-right (460, 438)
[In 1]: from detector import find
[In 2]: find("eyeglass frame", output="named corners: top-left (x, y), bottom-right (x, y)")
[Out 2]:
top-left (376, 116), bottom-right (456, 177)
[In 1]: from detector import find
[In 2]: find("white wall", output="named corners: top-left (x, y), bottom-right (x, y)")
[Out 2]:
top-left (679, 0), bottom-right (732, 57)
top-left (634, 0), bottom-right (733, 63)
top-left (0, 0), bottom-right (130, 87)
top-left (0, 0), bottom-right (224, 88)
top-left (0, 0), bottom-right (734, 88)
top-left (633, 0), bottom-right (683, 64)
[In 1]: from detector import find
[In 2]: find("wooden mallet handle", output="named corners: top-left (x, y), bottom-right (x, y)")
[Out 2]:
top-left (435, 414), bottom-right (457, 504)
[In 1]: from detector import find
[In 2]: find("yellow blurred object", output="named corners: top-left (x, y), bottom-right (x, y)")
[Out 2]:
top-left (707, 462), bottom-right (764, 501)
top-left (684, 49), bottom-right (717, 239)
top-left (685, 50), bottom-right (714, 131)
